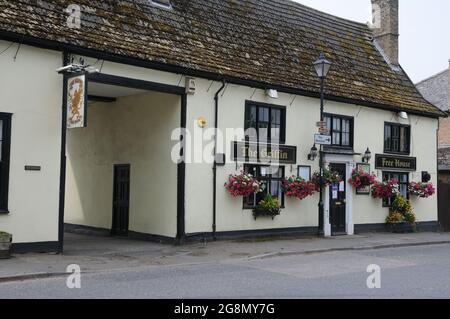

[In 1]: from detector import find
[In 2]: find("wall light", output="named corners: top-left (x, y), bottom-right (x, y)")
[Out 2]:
top-left (308, 145), bottom-right (318, 161)
top-left (398, 111), bottom-right (408, 120)
top-left (362, 147), bottom-right (372, 163)
top-left (266, 89), bottom-right (279, 99)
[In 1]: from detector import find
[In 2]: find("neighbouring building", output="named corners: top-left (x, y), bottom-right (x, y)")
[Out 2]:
top-left (417, 61), bottom-right (450, 229)
top-left (0, 0), bottom-right (445, 253)
top-left (416, 61), bottom-right (450, 170)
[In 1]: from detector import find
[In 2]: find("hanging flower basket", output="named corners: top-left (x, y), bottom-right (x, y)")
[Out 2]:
top-left (282, 176), bottom-right (316, 200)
top-left (225, 172), bottom-right (261, 197)
top-left (408, 182), bottom-right (435, 198)
top-left (312, 169), bottom-right (342, 191)
top-left (371, 178), bottom-right (400, 200)
top-left (348, 168), bottom-right (376, 189)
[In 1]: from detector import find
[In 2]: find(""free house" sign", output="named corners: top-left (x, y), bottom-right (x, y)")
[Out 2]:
top-left (375, 154), bottom-right (417, 171)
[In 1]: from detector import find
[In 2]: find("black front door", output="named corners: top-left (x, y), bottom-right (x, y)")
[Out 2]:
top-left (329, 163), bottom-right (346, 235)
top-left (112, 165), bottom-right (130, 236)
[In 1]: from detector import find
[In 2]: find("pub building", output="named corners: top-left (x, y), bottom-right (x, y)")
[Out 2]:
top-left (0, 0), bottom-right (445, 253)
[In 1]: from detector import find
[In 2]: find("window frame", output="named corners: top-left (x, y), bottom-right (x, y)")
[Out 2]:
top-left (323, 113), bottom-right (354, 149)
top-left (243, 164), bottom-right (285, 210)
top-left (298, 165), bottom-right (311, 181)
top-left (384, 122), bottom-right (411, 155)
top-left (244, 101), bottom-right (287, 145)
top-left (382, 171), bottom-right (409, 207)
top-left (0, 113), bottom-right (12, 214)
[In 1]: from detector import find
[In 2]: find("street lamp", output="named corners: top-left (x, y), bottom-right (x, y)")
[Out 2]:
top-left (313, 53), bottom-right (332, 237)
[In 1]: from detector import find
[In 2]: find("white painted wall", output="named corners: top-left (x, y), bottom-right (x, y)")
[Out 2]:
top-left (185, 79), bottom-right (439, 234)
top-left (1, 45), bottom-right (437, 245)
top-left (0, 42), bottom-right (62, 243)
top-left (65, 91), bottom-right (180, 238)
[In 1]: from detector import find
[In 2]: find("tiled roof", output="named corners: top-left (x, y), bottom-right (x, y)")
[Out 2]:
top-left (0, 0), bottom-right (444, 116)
top-left (416, 69), bottom-right (449, 112)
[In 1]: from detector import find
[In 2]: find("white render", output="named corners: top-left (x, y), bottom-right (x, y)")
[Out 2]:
top-left (65, 91), bottom-right (180, 238)
top-left (0, 41), bottom-right (62, 243)
top-left (0, 44), bottom-right (440, 246)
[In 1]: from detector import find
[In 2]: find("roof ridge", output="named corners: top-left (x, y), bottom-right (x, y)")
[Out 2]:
top-left (279, 0), bottom-right (370, 29)
top-left (416, 69), bottom-right (448, 85)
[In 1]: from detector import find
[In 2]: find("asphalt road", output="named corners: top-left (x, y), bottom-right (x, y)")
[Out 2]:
top-left (1, 244), bottom-right (450, 299)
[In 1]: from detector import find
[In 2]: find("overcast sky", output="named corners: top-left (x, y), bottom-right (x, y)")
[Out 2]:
top-left (294, 0), bottom-right (450, 83)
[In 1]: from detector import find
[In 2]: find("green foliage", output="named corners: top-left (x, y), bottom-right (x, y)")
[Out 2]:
top-left (391, 196), bottom-right (412, 215)
top-left (257, 193), bottom-right (281, 211)
top-left (386, 196), bottom-right (416, 225)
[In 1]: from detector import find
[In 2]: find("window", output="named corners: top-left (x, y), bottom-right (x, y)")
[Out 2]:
top-left (383, 172), bottom-right (409, 207)
top-left (245, 102), bottom-right (286, 144)
top-left (0, 113), bottom-right (11, 213)
top-left (298, 166), bottom-right (311, 181)
top-left (384, 123), bottom-right (410, 154)
top-left (324, 114), bottom-right (353, 148)
top-left (244, 165), bottom-right (285, 209)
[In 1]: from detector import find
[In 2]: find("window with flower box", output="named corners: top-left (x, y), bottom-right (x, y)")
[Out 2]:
top-left (244, 165), bottom-right (285, 209)
top-left (383, 172), bottom-right (409, 207)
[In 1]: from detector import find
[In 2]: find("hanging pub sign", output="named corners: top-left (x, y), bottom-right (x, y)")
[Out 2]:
top-left (232, 141), bottom-right (297, 164)
top-left (66, 73), bottom-right (88, 129)
top-left (375, 154), bottom-right (417, 171)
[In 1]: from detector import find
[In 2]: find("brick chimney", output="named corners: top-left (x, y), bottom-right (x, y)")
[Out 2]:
top-left (371, 0), bottom-right (399, 66)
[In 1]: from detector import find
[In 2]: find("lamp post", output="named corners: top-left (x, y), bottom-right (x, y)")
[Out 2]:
top-left (313, 53), bottom-right (332, 237)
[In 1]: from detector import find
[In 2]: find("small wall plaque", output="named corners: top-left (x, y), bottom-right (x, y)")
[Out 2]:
top-left (25, 166), bottom-right (41, 171)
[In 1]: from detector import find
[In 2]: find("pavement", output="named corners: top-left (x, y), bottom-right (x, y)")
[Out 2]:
top-left (2, 231), bottom-right (450, 283)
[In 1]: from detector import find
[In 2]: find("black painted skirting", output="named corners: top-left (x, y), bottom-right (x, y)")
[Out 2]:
top-left (64, 223), bottom-right (176, 245)
top-left (65, 222), bottom-right (441, 248)
top-left (185, 226), bottom-right (319, 243)
top-left (354, 221), bottom-right (440, 234)
top-left (11, 241), bottom-right (60, 254)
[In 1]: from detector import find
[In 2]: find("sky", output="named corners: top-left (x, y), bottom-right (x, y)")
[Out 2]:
top-left (294, 0), bottom-right (450, 83)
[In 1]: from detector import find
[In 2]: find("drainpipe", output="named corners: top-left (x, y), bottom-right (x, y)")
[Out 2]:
top-left (213, 80), bottom-right (226, 240)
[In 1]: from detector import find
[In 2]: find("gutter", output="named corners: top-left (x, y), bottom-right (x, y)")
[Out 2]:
top-left (0, 30), bottom-right (444, 119)
top-left (213, 80), bottom-right (226, 241)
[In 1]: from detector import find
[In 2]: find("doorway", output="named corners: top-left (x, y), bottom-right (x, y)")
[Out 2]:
top-left (329, 163), bottom-right (346, 235)
top-left (112, 164), bottom-right (131, 236)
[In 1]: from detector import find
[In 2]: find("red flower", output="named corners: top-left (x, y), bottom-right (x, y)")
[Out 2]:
top-left (348, 168), bottom-right (376, 189)
top-left (282, 176), bottom-right (316, 200)
top-left (225, 172), bottom-right (261, 197)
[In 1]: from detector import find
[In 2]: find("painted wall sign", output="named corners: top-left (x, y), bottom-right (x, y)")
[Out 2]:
top-left (375, 154), bottom-right (417, 171)
top-left (233, 142), bottom-right (297, 164)
top-left (66, 73), bottom-right (88, 129)
top-left (314, 134), bottom-right (332, 145)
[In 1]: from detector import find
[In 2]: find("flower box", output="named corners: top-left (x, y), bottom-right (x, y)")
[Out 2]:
top-left (386, 223), bottom-right (416, 234)
top-left (0, 232), bottom-right (12, 259)
top-left (252, 207), bottom-right (281, 220)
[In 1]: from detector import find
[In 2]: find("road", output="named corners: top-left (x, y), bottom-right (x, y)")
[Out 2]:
top-left (1, 244), bottom-right (450, 299)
